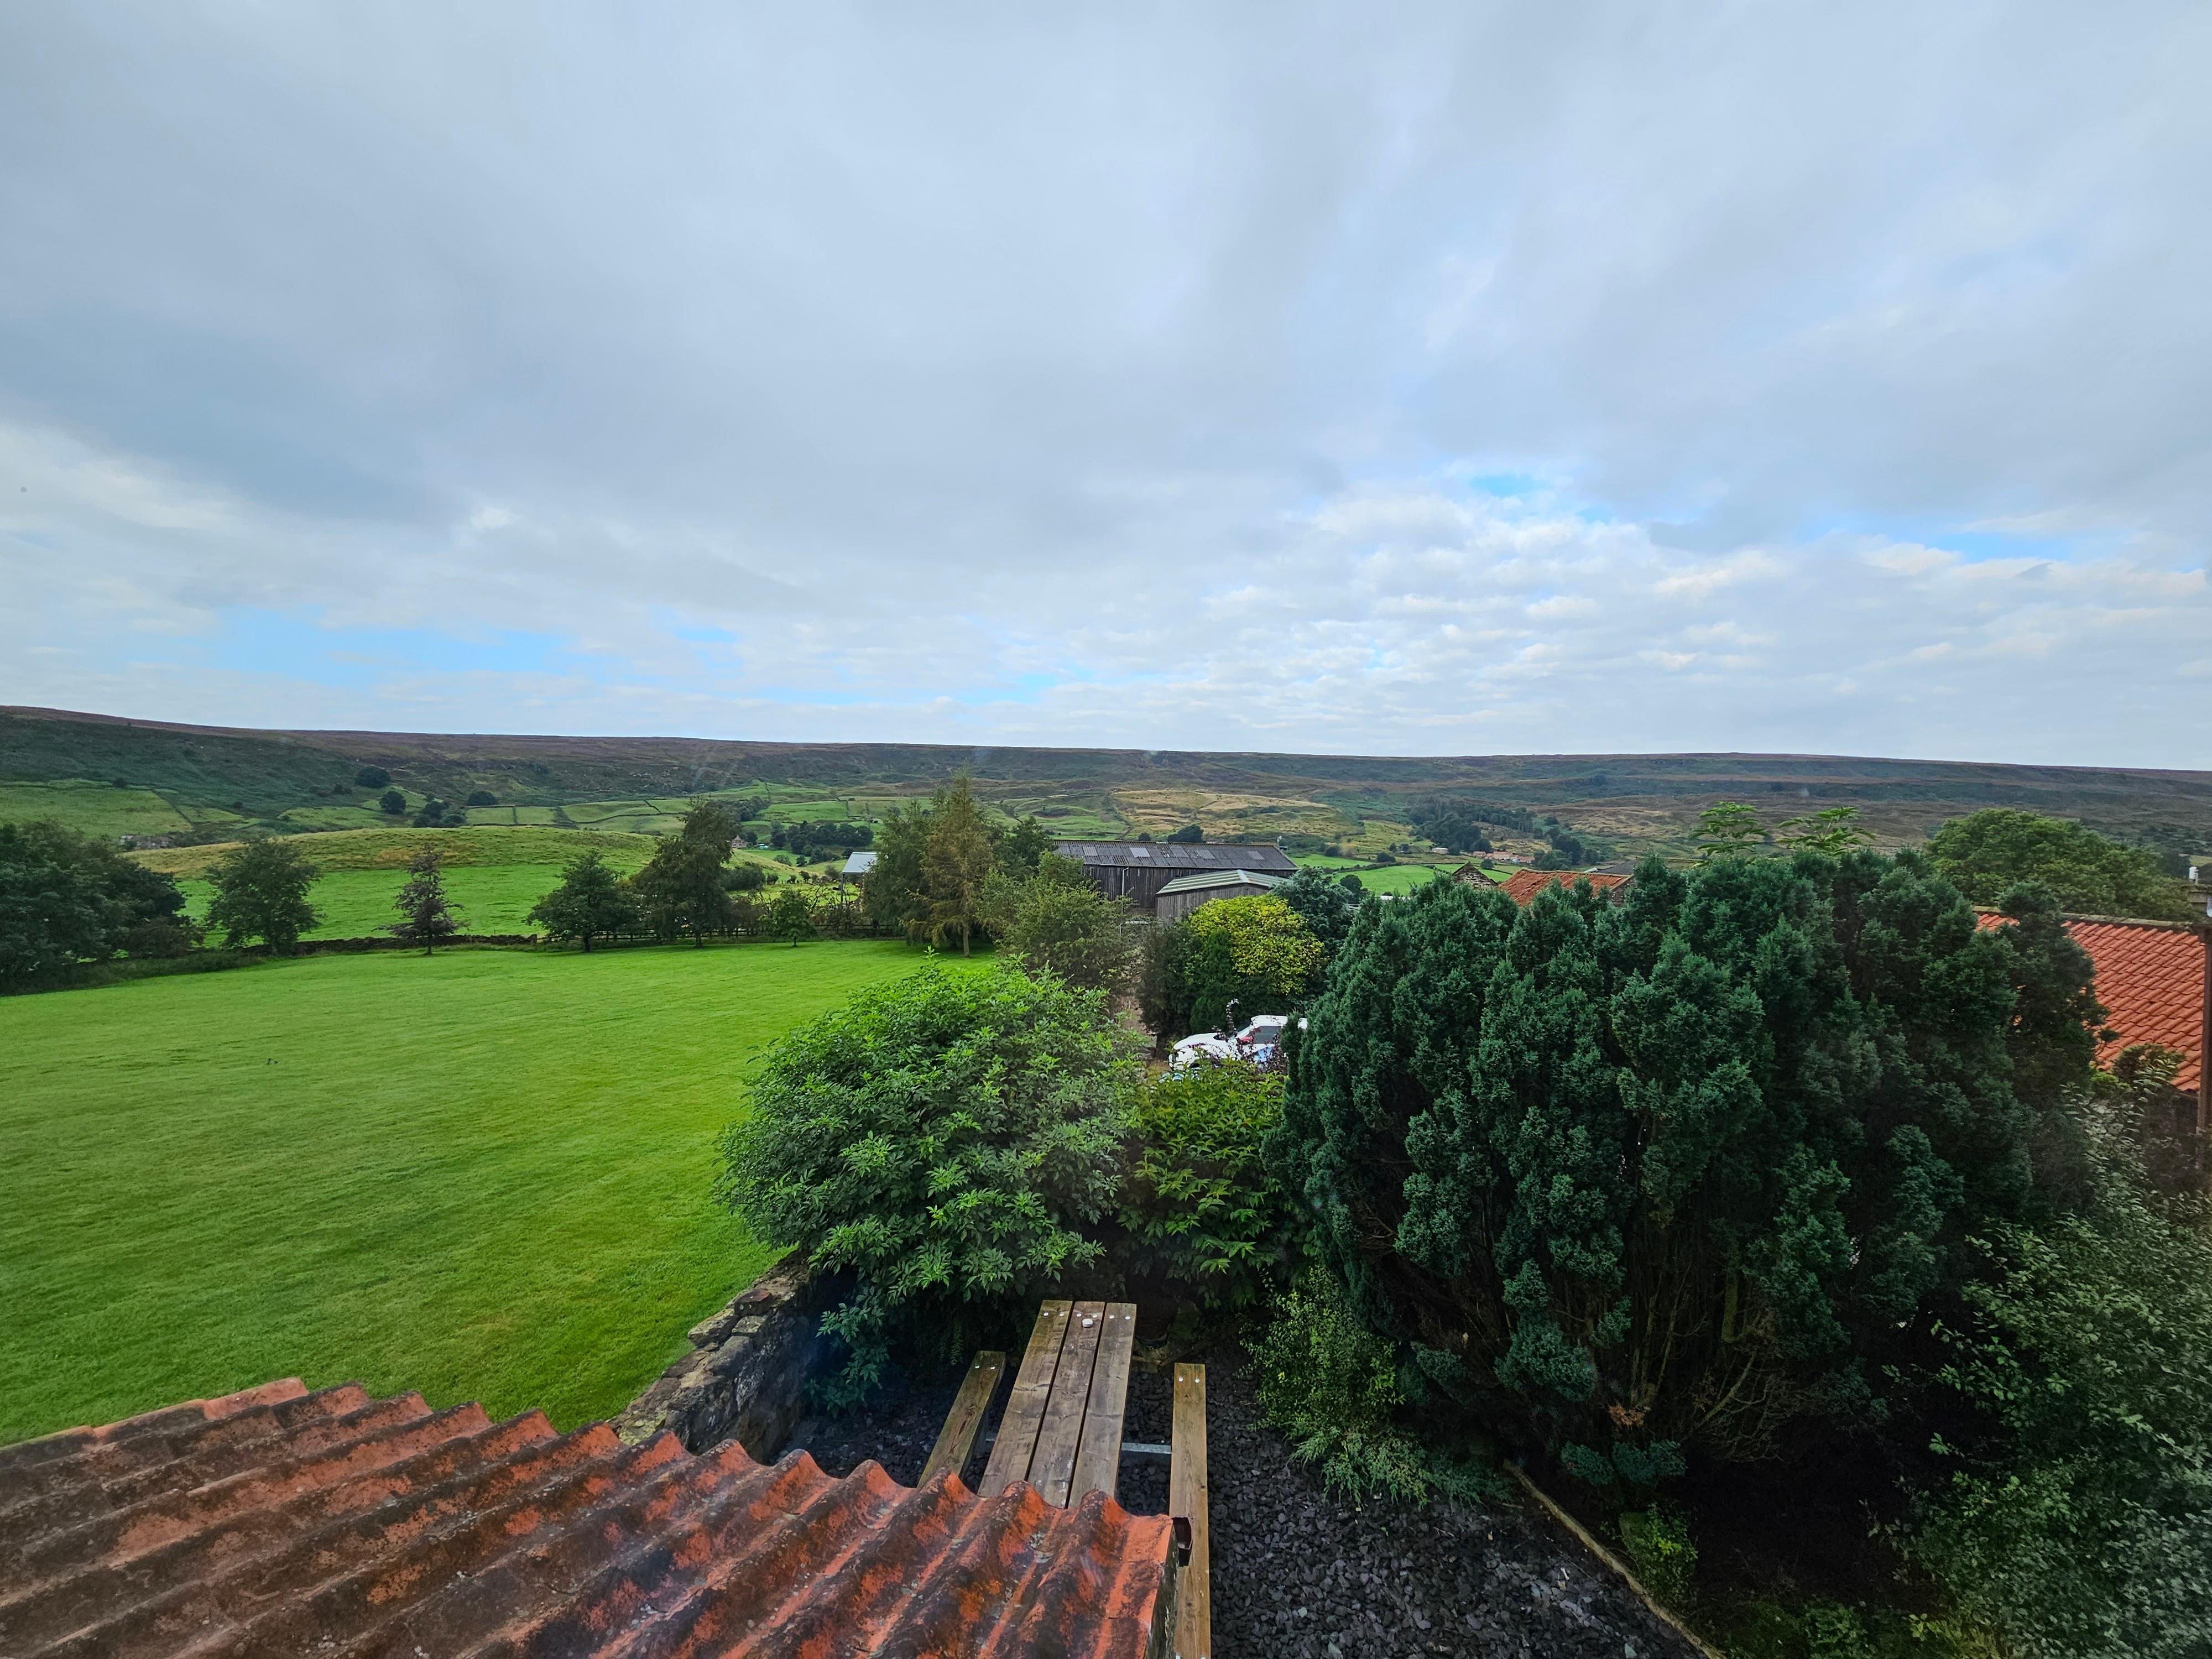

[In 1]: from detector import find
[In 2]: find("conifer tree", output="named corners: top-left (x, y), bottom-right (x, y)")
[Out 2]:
top-left (390, 848), bottom-right (460, 953)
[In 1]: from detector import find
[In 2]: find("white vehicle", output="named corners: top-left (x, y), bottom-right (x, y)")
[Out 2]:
top-left (1167, 1013), bottom-right (1301, 1072)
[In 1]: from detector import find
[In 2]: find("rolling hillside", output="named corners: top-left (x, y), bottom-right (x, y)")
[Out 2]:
top-left (4, 703), bottom-right (2208, 863)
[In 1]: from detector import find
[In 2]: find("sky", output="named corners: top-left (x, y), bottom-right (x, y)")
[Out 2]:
top-left (2, 3), bottom-right (2208, 767)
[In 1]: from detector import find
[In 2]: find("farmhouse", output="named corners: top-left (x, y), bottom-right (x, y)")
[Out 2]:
top-left (1155, 866), bottom-right (1284, 921)
top-left (1055, 839), bottom-right (1297, 914)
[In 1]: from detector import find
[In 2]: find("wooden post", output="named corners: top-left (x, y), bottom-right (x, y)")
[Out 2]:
top-left (1169, 1363), bottom-right (1209, 1659)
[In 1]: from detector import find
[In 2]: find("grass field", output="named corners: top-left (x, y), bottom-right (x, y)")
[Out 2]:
top-left (0, 940), bottom-right (945, 1445)
top-left (0, 779), bottom-right (201, 837)
top-left (1348, 862), bottom-right (1449, 894)
top-left (175, 865), bottom-right (593, 940)
top-left (134, 824), bottom-right (665, 878)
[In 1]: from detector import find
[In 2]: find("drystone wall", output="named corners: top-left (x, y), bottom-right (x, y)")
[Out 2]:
top-left (614, 1253), bottom-right (827, 1458)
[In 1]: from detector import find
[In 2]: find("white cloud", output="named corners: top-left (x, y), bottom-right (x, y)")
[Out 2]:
top-left (0, 3), bottom-right (2206, 767)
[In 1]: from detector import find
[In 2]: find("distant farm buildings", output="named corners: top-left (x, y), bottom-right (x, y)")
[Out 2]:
top-left (1054, 840), bottom-right (1297, 915)
top-left (1155, 867), bottom-right (1285, 921)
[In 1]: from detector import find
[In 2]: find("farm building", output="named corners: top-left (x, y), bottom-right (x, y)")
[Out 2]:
top-left (1054, 840), bottom-right (1297, 914)
top-left (1155, 867), bottom-right (1284, 921)
top-left (1451, 864), bottom-right (1499, 886)
top-left (839, 849), bottom-right (877, 885)
top-left (1499, 868), bottom-right (1635, 905)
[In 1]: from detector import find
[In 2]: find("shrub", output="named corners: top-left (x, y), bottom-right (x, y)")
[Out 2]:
top-left (121, 916), bottom-right (200, 958)
top-left (717, 963), bottom-right (1136, 1405)
top-left (1121, 1065), bottom-right (1290, 1307)
top-left (379, 789), bottom-right (406, 815)
top-left (465, 789), bottom-right (498, 807)
top-left (1902, 1086), bottom-right (2212, 1659)
top-left (1164, 894), bottom-right (1325, 1039)
top-left (1619, 1506), bottom-right (1698, 1608)
top-left (764, 885), bottom-right (815, 946)
top-left (354, 766), bottom-right (390, 789)
top-left (1251, 1272), bottom-right (1433, 1504)
top-left (1001, 858), bottom-right (1133, 990)
top-left (1272, 854), bottom-right (2099, 1486)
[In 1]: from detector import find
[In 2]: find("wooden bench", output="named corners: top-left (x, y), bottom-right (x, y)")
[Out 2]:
top-left (924, 1301), bottom-right (1210, 1659)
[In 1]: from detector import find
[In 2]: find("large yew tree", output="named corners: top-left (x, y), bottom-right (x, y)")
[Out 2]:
top-left (1273, 852), bottom-right (2101, 1486)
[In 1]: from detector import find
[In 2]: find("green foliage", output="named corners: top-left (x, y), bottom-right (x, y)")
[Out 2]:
top-left (1778, 805), bottom-right (1874, 857)
top-left (1275, 867), bottom-right (1357, 955)
top-left (999, 857), bottom-right (1133, 990)
top-left (379, 788), bottom-right (406, 815)
top-left (1619, 1506), bottom-right (1698, 1608)
top-left (717, 963), bottom-right (1136, 1405)
top-left (204, 838), bottom-right (322, 953)
top-left (1122, 1065), bottom-right (1290, 1307)
top-left (0, 818), bottom-right (190, 988)
top-left (1173, 895), bottom-right (1326, 1036)
top-left (354, 766), bottom-right (391, 789)
top-left (1251, 1272), bottom-right (1434, 1504)
top-left (918, 778), bottom-right (996, 956)
top-left (1926, 808), bottom-right (2190, 921)
top-left (410, 795), bottom-right (466, 828)
top-left (1903, 1084), bottom-right (2212, 1659)
top-left (764, 885), bottom-right (816, 946)
top-left (1274, 852), bottom-right (2100, 1483)
top-left (1695, 800), bottom-right (1766, 860)
top-left (632, 804), bottom-right (742, 945)
top-left (526, 851), bottom-right (640, 951)
top-left (998, 814), bottom-right (1054, 874)
top-left (465, 790), bottom-right (498, 807)
top-left (1165, 822), bottom-right (1204, 844)
top-left (1407, 800), bottom-right (1495, 855)
top-left (389, 849), bottom-right (462, 953)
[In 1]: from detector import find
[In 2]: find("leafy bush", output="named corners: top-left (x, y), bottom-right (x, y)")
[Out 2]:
top-left (354, 766), bottom-right (390, 789)
top-left (379, 788), bottom-right (406, 815)
top-left (717, 963), bottom-right (1136, 1405)
top-left (1902, 1085), bottom-right (2212, 1659)
top-left (1619, 1506), bottom-right (1698, 1607)
top-left (999, 856), bottom-right (1133, 990)
top-left (465, 789), bottom-right (498, 807)
top-left (1122, 1065), bottom-right (1290, 1307)
top-left (1272, 854), bottom-right (2099, 1485)
top-left (764, 885), bottom-right (816, 945)
top-left (1251, 1272), bottom-right (1433, 1504)
top-left (1151, 894), bottom-right (1326, 1040)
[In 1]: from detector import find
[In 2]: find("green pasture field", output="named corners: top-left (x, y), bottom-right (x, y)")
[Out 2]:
top-left (134, 825), bottom-right (662, 879)
top-left (1348, 862), bottom-right (1448, 895)
top-left (175, 865), bottom-right (591, 940)
top-left (0, 940), bottom-right (948, 1446)
top-left (0, 779), bottom-right (197, 838)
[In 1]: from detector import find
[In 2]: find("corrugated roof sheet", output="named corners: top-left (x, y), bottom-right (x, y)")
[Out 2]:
top-left (1054, 841), bottom-right (1297, 873)
top-left (1976, 911), bottom-right (2205, 1092)
top-left (1154, 869), bottom-right (1285, 896)
top-left (842, 850), bottom-right (878, 874)
top-left (1500, 869), bottom-right (1634, 906)
top-left (0, 1378), bottom-right (1176, 1659)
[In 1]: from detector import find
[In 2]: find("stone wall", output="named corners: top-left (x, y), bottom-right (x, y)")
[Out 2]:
top-left (614, 1253), bottom-right (828, 1458)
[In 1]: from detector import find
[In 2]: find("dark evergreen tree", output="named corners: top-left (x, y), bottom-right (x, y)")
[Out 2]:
top-left (389, 849), bottom-right (461, 953)
top-left (1272, 852), bottom-right (2101, 1487)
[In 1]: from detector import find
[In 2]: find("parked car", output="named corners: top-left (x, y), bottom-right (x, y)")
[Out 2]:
top-left (1167, 1014), bottom-right (1300, 1072)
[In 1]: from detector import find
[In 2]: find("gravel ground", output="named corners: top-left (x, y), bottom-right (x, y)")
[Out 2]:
top-left (786, 1343), bottom-right (1697, 1659)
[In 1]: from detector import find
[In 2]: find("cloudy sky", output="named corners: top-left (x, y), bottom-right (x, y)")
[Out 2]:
top-left (3, 3), bottom-right (2208, 765)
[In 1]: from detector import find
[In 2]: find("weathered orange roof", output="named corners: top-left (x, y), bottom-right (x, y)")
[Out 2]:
top-left (1499, 868), bottom-right (1634, 906)
top-left (0, 1378), bottom-right (1175, 1659)
top-left (1977, 911), bottom-right (2206, 1092)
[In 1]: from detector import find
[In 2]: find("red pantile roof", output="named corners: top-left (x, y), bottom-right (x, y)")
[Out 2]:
top-left (0, 1378), bottom-right (1176, 1659)
top-left (1499, 869), bottom-right (1634, 906)
top-left (1977, 911), bottom-right (2208, 1093)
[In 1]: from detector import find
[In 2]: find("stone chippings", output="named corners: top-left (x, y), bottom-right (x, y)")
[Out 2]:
top-left (0, 1375), bottom-right (1177, 1659)
top-left (802, 1346), bottom-right (1698, 1659)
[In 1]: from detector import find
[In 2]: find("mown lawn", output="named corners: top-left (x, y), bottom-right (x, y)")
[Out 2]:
top-left (178, 864), bottom-right (589, 940)
top-left (0, 940), bottom-right (940, 1445)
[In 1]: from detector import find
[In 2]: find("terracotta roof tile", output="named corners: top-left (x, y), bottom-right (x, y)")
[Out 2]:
top-left (0, 1380), bottom-right (1176, 1659)
top-left (1499, 869), bottom-right (1634, 906)
top-left (1976, 912), bottom-right (2206, 1092)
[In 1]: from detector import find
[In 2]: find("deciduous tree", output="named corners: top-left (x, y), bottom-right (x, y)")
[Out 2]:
top-left (528, 850), bottom-right (638, 951)
top-left (204, 838), bottom-right (321, 953)
top-left (1928, 808), bottom-right (2189, 920)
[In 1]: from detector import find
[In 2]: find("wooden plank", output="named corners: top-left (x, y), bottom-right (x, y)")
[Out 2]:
top-left (919, 1349), bottom-right (1005, 1488)
top-left (979, 1301), bottom-right (1071, 1495)
top-left (1069, 1301), bottom-right (1137, 1503)
top-left (1170, 1363), bottom-right (1209, 1659)
top-left (1028, 1300), bottom-right (1107, 1506)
